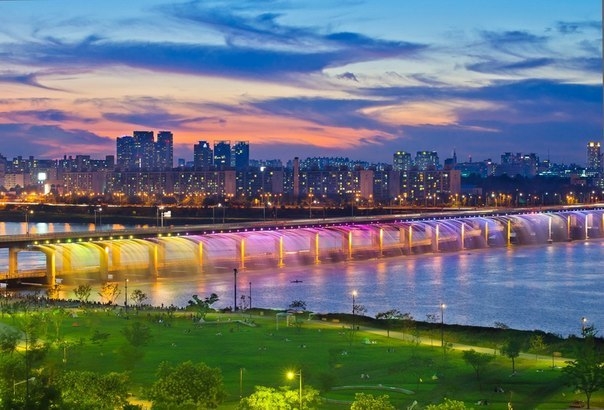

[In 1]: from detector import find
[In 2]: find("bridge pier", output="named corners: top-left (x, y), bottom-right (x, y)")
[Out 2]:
top-left (8, 247), bottom-right (18, 277)
top-left (428, 225), bottom-right (439, 253)
top-left (149, 243), bottom-right (159, 277)
top-left (275, 236), bottom-right (284, 267)
top-left (343, 231), bottom-right (353, 260)
top-left (310, 232), bottom-right (320, 264)
top-left (237, 238), bottom-right (246, 270)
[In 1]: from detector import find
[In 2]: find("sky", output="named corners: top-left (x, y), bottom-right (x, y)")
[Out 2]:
top-left (0, 0), bottom-right (601, 166)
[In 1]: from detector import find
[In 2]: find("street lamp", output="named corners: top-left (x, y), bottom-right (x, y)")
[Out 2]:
top-left (440, 303), bottom-right (446, 347)
top-left (124, 278), bottom-right (129, 310)
top-left (249, 281), bottom-right (252, 310)
top-left (287, 370), bottom-right (303, 410)
top-left (94, 208), bottom-right (102, 231)
top-left (24, 209), bottom-right (33, 235)
top-left (233, 268), bottom-right (237, 312)
top-left (352, 290), bottom-right (358, 329)
top-left (581, 317), bottom-right (588, 335)
top-left (157, 206), bottom-right (165, 227)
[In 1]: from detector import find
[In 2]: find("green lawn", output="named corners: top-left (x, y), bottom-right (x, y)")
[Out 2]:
top-left (2, 306), bottom-right (603, 409)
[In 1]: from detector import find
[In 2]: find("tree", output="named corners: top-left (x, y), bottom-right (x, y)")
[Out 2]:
top-left (375, 309), bottom-right (403, 338)
top-left (501, 337), bottom-right (523, 373)
top-left (119, 320), bottom-right (152, 370)
top-left (462, 349), bottom-right (494, 382)
top-left (0, 326), bottom-right (19, 354)
top-left (187, 293), bottom-right (219, 320)
top-left (288, 300), bottom-right (307, 312)
top-left (57, 370), bottom-right (130, 409)
top-left (350, 392), bottom-right (395, 410)
top-left (529, 333), bottom-right (547, 360)
top-left (121, 320), bottom-right (152, 348)
top-left (98, 282), bottom-right (120, 305)
top-left (425, 398), bottom-right (468, 409)
top-left (563, 335), bottom-right (604, 409)
top-left (73, 284), bottom-right (92, 304)
top-left (149, 361), bottom-right (226, 409)
top-left (45, 283), bottom-right (61, 300)
top-left (130, 289), bottom-right (148, 309)
top-left (239, 385), bottom-right (321, 410)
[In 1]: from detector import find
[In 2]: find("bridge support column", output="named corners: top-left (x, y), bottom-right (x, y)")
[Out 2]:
top-left (407, 225), bottom-right (413, 254)
top-left (8, 247), bottom-right (18, 277)
top-left (585, 213), bottom-right (592, 239)
top-left (99, 245), bottom-right (109, 278)
top-left (483, 221), bottom-right (489, 246)
top-left (275, 236), bottom-right (284, 267)
top-left (149, 244), bottom-right (159, 277)
top-left (46, 249), bottom-right (56, 285)
top-left (237, 238), bottom-right (246, 270)
top-left (342, 231), bottom-right (353, 260)
top-left (507, 220), bottom-right (512, 246)
top-left (310, 233), bottom-right (320, 264)
top-left (377, 228), bottom-right (384, 257)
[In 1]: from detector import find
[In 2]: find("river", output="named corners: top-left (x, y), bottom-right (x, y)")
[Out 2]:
top-left (1, 222), bottom-right (602, 337)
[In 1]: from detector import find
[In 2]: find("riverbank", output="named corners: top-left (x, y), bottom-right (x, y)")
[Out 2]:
top-left (0, 202), bottom-right (429, 226)
top-left (1, 298), bottom-right (602, 409)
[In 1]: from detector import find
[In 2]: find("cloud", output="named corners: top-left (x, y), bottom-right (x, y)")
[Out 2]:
top-left (0, 123), bottom-right (113, 158)
top-left (250, 96), bottom-right (395, 132)
top-left (466, 57), bottom-right (555, 74)
top-left (103, 111), bottom-right (226, 130)
top-left (0, 72), bottom-right (61, 90)
top-left (336, 72), bottom-right (359, 82)
top-left (555, 20), bottom-right (601, 34)
top-left (0, 109), bottom-right (97, 124)
top-left (0, 1), bottom-right (426, 87)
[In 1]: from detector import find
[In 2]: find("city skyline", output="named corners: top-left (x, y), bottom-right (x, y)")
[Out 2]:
top-left (0, 0), bottom-right (601, 165)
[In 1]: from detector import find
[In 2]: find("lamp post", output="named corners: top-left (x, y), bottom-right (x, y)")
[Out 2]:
top-left (440, 303), bottom-right (446, 347)
top-left (287, 370), bottom-right (303, 410)
top-left (94, 208), bottom-right (102, 231)
top-left (352, 290), bottom-right (358, 330)
top-left (581, 317), bottom-right (588, 336)
top-left (233, 268), bottom-right (237, 312)
top-left (249, 281), bottom-right (252, 310)
top-left (24, 209), bottom-right (33, 235)
top-left (124, 278), bottom-right (129, 310)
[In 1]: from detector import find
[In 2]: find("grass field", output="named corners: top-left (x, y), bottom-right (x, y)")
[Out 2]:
top-left (2, 305), bottom-right (603, 409)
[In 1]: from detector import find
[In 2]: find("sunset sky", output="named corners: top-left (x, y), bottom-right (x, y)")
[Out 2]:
top-left (0, 0), bottom-right (601, 165)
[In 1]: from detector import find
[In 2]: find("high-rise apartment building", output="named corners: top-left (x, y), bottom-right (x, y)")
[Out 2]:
top-left (156, 131), bottom-right (174, 170)
top-left (214, 140), bottom-right (231, 169)
top-left (232, 141), bottom-right (250, 170)
top-left (393, 151), bottom-right (413, 171)
top-left (415, 151), bottom-right (440, 171)
top-left (193, 141), bottom-right (213, 170)
top-left (133, 131), bottom-right (155, 170)
top-left (116, 136), bottom-right (136, 170)
top-left (587, 141), bottom-right (602, 173)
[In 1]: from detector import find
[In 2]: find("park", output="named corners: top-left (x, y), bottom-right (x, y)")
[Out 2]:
top-left (0, 289), bottom-right (602, 409)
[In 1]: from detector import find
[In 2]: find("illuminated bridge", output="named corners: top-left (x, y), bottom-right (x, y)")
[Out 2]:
top-left (1, 206), bottom-right (602, 285)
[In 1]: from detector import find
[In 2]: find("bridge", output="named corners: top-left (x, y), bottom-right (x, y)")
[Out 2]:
top-left (1, 205), bottom-right (602, 285)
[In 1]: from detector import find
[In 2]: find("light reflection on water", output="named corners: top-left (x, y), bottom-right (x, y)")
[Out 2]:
top-left (1, 223), bottom-right (603, 336)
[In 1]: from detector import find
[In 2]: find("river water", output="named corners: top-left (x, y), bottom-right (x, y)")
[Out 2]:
top-left (1, 222), bottom-right (602, 337)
